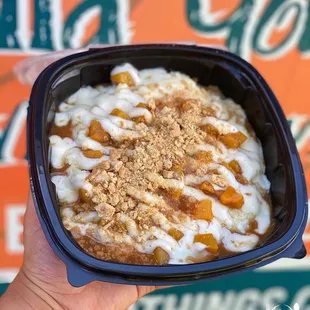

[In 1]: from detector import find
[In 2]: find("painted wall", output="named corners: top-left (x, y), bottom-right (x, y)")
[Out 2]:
top-left (0, 1), bottom-right (309, 309)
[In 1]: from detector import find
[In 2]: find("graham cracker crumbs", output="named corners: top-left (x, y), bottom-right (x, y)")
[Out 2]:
top-left (209, 174), bottom-right (228, 188)
top-left (84, 97), bottom-right (209, 236)
top-left (95, 202), bottom-right (115, 220)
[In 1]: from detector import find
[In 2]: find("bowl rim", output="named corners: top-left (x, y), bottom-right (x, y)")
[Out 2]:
top-left (28, 43), bottom-right (308, 277)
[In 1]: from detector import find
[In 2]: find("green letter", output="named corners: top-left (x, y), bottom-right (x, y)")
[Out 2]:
top-left (186, 0), bottom-right (255, 57)
top-left (63, 0), bottom-right (122, 48)
top-left (0, 1), bottom-right (19, 48)
top-left (31, 0), bottom-right (54, 50)
top-left (186, 0), bottom-right (230, 32)
top-left (0, 102), bottom-right (28, 163)
top-left (253, 0), bottom-right (303, 55)
top-left (299, 2), bottom-right (310, 53)
top-left (225, 0), bottom-right (255, 56)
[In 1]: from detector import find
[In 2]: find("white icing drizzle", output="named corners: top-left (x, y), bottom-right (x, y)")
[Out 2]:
top-left (111, 63), bottom-right (141, 85)
top-left (50, 64), bottom-right (272, 264)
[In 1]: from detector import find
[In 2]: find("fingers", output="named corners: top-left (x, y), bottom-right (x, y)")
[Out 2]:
top-left (135, 285), bottom-right (172, 299)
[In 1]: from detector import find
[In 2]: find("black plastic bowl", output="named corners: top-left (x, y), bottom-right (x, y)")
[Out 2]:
top-left (27, 44), bottom-right (308, 286)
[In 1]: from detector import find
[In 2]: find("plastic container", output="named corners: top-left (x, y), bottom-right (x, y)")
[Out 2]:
top-left (27, 44), bottom-right (308, 286)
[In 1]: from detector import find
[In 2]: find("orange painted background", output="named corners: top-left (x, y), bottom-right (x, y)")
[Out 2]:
top-left (0, 0), bottom-right (309, 282)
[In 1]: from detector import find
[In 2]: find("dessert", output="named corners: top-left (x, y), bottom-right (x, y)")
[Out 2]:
top-left (49, 63), bottom-right (272, 265)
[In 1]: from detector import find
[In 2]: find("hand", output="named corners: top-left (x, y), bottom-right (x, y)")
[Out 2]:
top-left (0, 194), bottom-right (162, 309)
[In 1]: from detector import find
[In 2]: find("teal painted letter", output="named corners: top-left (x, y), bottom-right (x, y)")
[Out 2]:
top-left (63, 0), bottom-right (119, 48)
top-left (31, 0), bottom-right (54, 50)
top-left (0, 1), bottom-right (19, 48)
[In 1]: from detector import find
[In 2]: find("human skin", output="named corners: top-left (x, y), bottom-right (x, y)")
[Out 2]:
top-left (0, 194), bottom-right (162, 310)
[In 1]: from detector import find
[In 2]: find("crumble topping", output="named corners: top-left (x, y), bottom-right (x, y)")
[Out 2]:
top-left (49, 64), bottom-right (272, 265)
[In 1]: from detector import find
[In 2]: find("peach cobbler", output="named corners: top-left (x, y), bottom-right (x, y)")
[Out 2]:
top-left (49, 63), bottom-right (272, 265)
